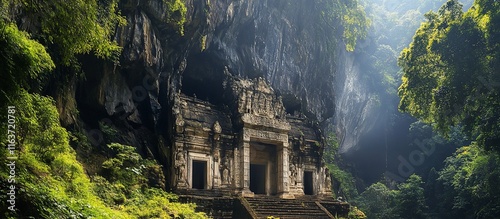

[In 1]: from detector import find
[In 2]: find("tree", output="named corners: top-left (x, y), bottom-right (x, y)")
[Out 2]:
top-left (396, 174), bottom-right (428, 219)
top-left (0, 21), bottom-right (54, 107)
top-left (356, 182), bottom-right (399, 218)
top-left (398, 0), bottom-right (500, 152)
top-left (424, 168), bottom-right (440, 214)
top-left (437, 143), bottom-right (500, 218)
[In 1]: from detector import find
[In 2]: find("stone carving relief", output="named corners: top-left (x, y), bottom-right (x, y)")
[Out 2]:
top-left (289, 161), bottom-right (297, 186)
top-left (245, 128), bottom-right (288, 143)
top-left (228, 77), bottom-right (286, 120)
top-left (221, 156), bottom-right (231, 185)
top-left (176, 151), bottom-right (187, 185)
top-left (213, 121), bottom-right (222, 134)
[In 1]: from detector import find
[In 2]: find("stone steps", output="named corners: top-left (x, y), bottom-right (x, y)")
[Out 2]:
top-left (245, 196), bottom-right (332, 219)
top-left (177, 189), bottom-right (235, 218)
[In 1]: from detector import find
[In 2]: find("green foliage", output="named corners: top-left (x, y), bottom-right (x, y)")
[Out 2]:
top-left (323, 132), bottom-right (358, 201)
top-left (0, 21), bottom-right (54, 105)
top-left (347, 206), bottom-right (367, 219)
top-left (318, 0), bottom-right (369, 51)
top-left (324, 132), bottom-right (340, 163)
top-left (101, 143), bottom-right (165, 189)
top-left (93, 176), bottom-right (206, 219)
top-left (342, 3), bottom-right (370, 51)
top-left (355, 175), bottom-right (427, 219)
top-left (16, 0), bottom-right (125, 64)
top-left (123, 187), bottom-right (205, 219)
top-left (99, 120), bottom-right (119, 142)
top-left (0, 92), bottom-right (205, 218)
top-left (164, 0), bottom-right (187, 35)
top-left (96, 143), bottom-right (205, 218)
top-left (398, 0), bottom-right (500, 151)
top-left (14, 91), bottom-right (69, 160)
top-left (355, 182), bottom-right (399, 219)
top-left (0, 0), bottom-right (125, 112)
top-left (0, 91), bottom-right (128, 218)
top-left (200, 35), bottom-right (207, 51)
top-left (102, 143), bottom-right (143, 186)
top-left (437, 143), bottom-right (500, 218)
top-left (328, 163), bottom-right (358, 201)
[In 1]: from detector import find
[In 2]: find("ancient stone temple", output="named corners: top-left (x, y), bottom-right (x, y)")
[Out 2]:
top-left (169, 74), bottom-right (332, 199)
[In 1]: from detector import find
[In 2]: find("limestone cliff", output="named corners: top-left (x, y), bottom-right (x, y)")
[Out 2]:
top-left (72, 0), bottom-right (357, 169)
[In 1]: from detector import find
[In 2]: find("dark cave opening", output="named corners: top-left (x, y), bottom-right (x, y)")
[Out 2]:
top-left (181, 54), bottom-right (225, 105)
top-left (282, 93), bottom-right (302, 115)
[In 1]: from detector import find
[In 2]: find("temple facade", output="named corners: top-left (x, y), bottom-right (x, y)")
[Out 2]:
top-left (169, 75), bottom-right (332, 199)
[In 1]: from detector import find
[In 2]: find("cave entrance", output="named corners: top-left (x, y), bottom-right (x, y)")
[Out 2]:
top-left (304, 171), bottom-right (314, 195)
top-left (192, 160), bottom-right (207, 189)
top-left (250, 164), bottom-right (266, 194)
top-left (181, 54), bottom-right (225, 105)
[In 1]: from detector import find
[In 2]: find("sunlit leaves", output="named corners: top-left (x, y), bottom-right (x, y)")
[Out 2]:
top-left (438, 143), bottom-right (500, 218)
top-left (318, 0), bottom-right (369, 51)
top-left (398, 0), bottom-right (500, 150)
top-left (0, 22), bottom-right (54, 104)
top-left (343, 3), bottom-right (370, 51)
top-left (15, 0), bottom-right (125, 64)
top-left (164, 0), bottom-right (187, 35)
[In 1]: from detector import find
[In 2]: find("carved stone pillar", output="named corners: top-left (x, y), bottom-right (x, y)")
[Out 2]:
top-left (212, 121), bottom-right (222, 188)
top-left (233, 147), bottom-right (240, 189)
top-left (278, 142), bottom-right (294, 199)
top-left (240, 130), bottom-right (253, 197)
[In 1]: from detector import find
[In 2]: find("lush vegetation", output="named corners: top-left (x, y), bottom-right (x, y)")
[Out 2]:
top-left (317, 0), bottom-right (370, 51)
top-left (0, 91), bottom-right (205, 218)
top-left (331, 0), bottom-right (500, 218)
top-left (398, 0), bottom-right (500, 152)
top-left (355, 144), bottom-right (500, 218)
top-left (0, 86), bottom-right (205, 218)
top-left (0, 0), bottom-right (206, 218)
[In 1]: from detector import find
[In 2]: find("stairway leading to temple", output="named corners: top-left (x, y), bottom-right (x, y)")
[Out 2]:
top-left (243, 195), bottom-right (347, 219)
top-left (177, 189), bottom-right (350, 219)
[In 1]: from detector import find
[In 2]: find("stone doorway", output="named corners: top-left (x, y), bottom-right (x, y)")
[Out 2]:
top-left (304, 171), bottom-right (314, 195)
top-left (192, 160), bottom-right (207, 189)
top-left (250, 142), bottom-right (277, 195)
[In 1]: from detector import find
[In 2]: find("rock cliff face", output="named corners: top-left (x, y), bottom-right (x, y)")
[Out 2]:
top-left (334, 48), bottom-right (381, 154)
top-left (74, 0), bottom-right (354, 167)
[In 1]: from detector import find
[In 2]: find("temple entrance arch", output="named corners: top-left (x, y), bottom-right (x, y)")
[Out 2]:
top-left (239, 125), bottom-right (293, 198)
